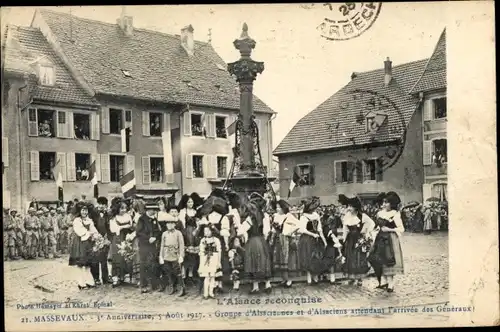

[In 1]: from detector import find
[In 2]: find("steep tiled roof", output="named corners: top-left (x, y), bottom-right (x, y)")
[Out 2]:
top-left (410, 29), bottom-right (446, 94)
top-left (273, 59), bottom-right (428, 156)
top-left (36, 9), bottom-right (274, 113)
top-left (3, 25), bottom-right (98, 106)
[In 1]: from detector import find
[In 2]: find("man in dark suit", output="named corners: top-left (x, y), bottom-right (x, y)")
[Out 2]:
top-left (136, 204), bottom-right (162, 293)
top-left (90, 197), bottom-right (112, 285)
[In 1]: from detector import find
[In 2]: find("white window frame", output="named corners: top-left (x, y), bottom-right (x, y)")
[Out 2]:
top-left (431, 97), bottom-right (447, 120)
top-left (215, 154), bottom-right (230, 179)
top-left (214, 113), bottom-right (229, 140)
top-left (109, 153), bottom-right (126, 183)
top-left (38, 151), bottom-right (57, 181)
top-left (362, 158), bottom-right (378, 183)
top-left (423, 92), bottom-right (447, 122)
top-left (108, 108), bottom-right (131, 136)
top-left (72, 111), bottom-right (93, 140)
top-left (149, 154), bottom-right (165, 183)
top-left (191, 153), bottom-right (206, 179)
top-left (148, 111), bottom-right (164, 139)
top-left (38, 64), bottom-right (56, 86)
top-left (431, 137), bottom-right (448, 165)
top-left (74, 152), bottom-right (92, 182)
top-left (189, 111), bottom-right (206, 139)
top-left (296, 163), bottom-right (313, 186)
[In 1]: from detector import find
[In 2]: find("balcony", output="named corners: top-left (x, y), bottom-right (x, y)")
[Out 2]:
top-left (425, 163), bottom-right (447, 177)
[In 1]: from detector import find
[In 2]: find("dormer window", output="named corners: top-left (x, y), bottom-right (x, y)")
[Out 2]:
top-left (39, 65), bottom-right (55, 86)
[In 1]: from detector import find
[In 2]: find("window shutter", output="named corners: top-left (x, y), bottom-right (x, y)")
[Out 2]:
top-left (206, 114), bottom-right (215, 138)
top-left (423, 99), bottom-right (433, 121)
top-left (91, 154), bottom-right (101, 181)
top-left (309, 164), bottom-right (315, 186)
top-left (56, 111), bottom-right (66, 138)
top-left (68, 112), bottom-right (74, 139)
top-left (423, 140), bottom-right (432, 165)
top-left (142, 156), bottom-right (151, 184)
top-left (163, 113), bottom-right (171, 132)
top-left (185, 154), bottom-right (193, 179)
top-left (183, 112), bottom-right (192, 136)
top-left (101, 107), bottom-right (110, 134)
top-left (66, 152), bottom-right (76, 181)
top-left (355, 161), bottom-right (363, 183)
top-left (422, 184), bottom-right (432, 201)
top-left (91, 113), bottom-right (100, 140)
top-left (206, 155), bottom-right (216, 179)
top-left (57, 152), bottom-right (67, 181)
top-left (334, 161), bottom-right (342, 184)
top-left (126, 155), bottom-right (135, 174)
top-left (28, 108), bottom-right (38, 136)
top-left (100, 154), bottom-right (110, 183)
top-left (30, 151), bottom-right (39, 181)
top-left (125, 110), bottom-right (133, 133)
top-left (142, 111), bottom-right (150, 136)
top-left (2, 137), bottom-right (8, 167)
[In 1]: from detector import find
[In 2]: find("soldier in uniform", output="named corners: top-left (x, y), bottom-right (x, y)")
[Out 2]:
top-left (41, 207), bottom-right (60, 258)
top-left (37, 209), bottom-right (45, 258)
top-left (4, 209), bottom-right (19, 260)
top-left (50, 208), bottom-right (60, 251)
top-left (57, 207), bottom-right (69, 254)
top-left (24, 208), bottom-right (40, 259)
top-left (15, 211), bottom-right (25, 259)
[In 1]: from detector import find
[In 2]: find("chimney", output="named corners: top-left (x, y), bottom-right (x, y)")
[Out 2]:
top-left (117, 6), bottom-right (133, 37)
top-left (384, 57), bottom-right (392, 86)
top-left (351, 72), bottom-right (358, 80)
top-left (181, 25), bottom-right (194, 56)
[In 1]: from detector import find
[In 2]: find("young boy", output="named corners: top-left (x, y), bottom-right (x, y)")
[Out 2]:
top-left (159, 217), bottom-right (186, 297)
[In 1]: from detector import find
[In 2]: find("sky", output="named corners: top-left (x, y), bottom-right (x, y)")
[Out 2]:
top-left (3, 4), bottom-right (447, 149)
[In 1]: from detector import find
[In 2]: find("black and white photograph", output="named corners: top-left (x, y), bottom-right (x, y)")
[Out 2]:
top-left (1, 3), bottom-right (497, 330)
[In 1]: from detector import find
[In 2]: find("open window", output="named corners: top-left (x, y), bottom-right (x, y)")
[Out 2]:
top-left (191, 113), bottom-right (204, 136)
top-left (363, 159), bottom-right (376, 181)
top-left (150, 157), bottom-right (164, 182)
top-left (39, 64), bottom-right (55, 86)
top-left (39, 152), bottom-right (56, 180)
top-left (433, 97), bottom-right (447, 119)
top-left (37, 109), bottom-right (56, 138)
top-left (73, 113), bottom-right (90, 140)
top-left (149, 113), bottom-right (162, 137)
top-left (432, 139), bottom-right (447, 165)
top-left (215, 116), bottom-right (227, 138)
top-left (75, 153), bottom-right (91, 181)
top-left (109, 108), bottom-right (123, 135)
top-left (110, 155), bottom-right (125, 182)
top-left (297, 164), bottom-right (315, 185)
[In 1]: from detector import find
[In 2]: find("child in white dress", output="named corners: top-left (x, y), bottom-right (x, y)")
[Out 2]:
top-left (198, 225), bottom-right (221, 299)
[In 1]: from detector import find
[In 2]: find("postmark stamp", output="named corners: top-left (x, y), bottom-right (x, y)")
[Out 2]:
top-left (316, 3), bottom-right (382, 41)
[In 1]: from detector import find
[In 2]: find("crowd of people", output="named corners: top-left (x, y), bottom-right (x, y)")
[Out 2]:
top-left (4, 190), bottom-right (447, 298)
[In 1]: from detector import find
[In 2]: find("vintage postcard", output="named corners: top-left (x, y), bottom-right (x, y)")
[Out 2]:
top-left (2, 3), bottom-right (497, 330)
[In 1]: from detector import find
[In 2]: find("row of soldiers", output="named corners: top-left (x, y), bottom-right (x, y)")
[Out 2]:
top-left (3, 206), bottom-right (74, 260)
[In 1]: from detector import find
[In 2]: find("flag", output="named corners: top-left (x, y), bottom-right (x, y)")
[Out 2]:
top-left (227, 116), bottom-right (238, 156)
top-left (120, 170), bottom-right (136, 198)
top-left (121, 127), bottom-right (131, 152)
top-left (226, 117), bottom-right (237, 136)
top-left (88, 161), bottom-right (99, 199)
top-left (53, 157), bottom-right (64, 202)
top-left (200, 113), bottom-right (207, 137)
top-left (287, 167), bottom-right (301, 199)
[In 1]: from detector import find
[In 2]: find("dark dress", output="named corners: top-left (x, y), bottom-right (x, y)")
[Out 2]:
top-left (136, 214), bottom-right (162, 288)
top-left (270, 214), bottom-right (300, 278)
top-left (319, 220), bottom-right (340, 275)
top-left (343, 220), bottom-right (371, 279)
top-left (68, 217), bottom-right (94, 267)
top-left (184, 216), bottom-right (200, 274)
top-left (108, 214), bottom-right (134, 278)
top-left (244, 220), bottom-right (272, 281)
top-left (298, 215), bottom-right (325, 274)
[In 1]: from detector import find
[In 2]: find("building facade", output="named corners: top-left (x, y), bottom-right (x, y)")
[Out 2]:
top-left (2, 9), bottom-right (275, 211)
top-left (274, 30), bottom-right (446, 206)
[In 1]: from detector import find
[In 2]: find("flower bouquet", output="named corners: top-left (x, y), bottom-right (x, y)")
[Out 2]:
top-left (355, 236), bottom-right (373, 253)
top-left (90, 233), bottom-right (111, 256)
top-left (117, 240), bottom-right (136, 263)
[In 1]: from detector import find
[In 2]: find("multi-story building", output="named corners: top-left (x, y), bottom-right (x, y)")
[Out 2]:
top-left (274, 29), bottom-right (446, 206)
top-left (2, 8), bottom-right (275, 211)
top-left (410, 29), bottom-right (447, 202)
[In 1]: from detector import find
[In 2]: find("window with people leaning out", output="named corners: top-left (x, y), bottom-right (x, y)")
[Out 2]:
top-left (150, 157), bottom-right (164, 182)
top-left (191, 113), bottom-right (204, 136)
top-left (335, 159), bottom-right (383, 184)
top-left (294, 164), bottom-right (315, 186)
top-left (75, 153), bottom-right (90, 181)
top-left (432, 139), bottom-right (447, 165)
top-left (433, 97), bottom-right (447, 119)
top-left (149, 113), bottom-right (162, 137)
top-left (33, 109), bottom-right (56, 138)
top-left (73, 113), bottom-right (90, 139)
top-left (109, 108), bottom-right (132, 135)
top-left (110, 155), bottom-right (125, 182)
top-left (39, 152), bottom-right (56, 180)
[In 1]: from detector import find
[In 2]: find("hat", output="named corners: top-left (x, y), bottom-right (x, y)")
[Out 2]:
top-left (346, 196), bottom-right (362, 212)
top-left (97, 196), bottom-right (108, 206)
top-left (36, 210), bottom-right (43, 215)
top-left (338, 194), bottom-right (349, 206)
top-left (164, 214), bottom-right (178, 223)
top-left (42, 207), bottom-right (49, 212)
top-left (145, 204), bottom-right (159, 211)
top-left (57, 207), bottom-right (64, 212)
top-left (28, 207), bottom-right (35, 213)
top-left (303, 196), bottom-right (321, 214)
